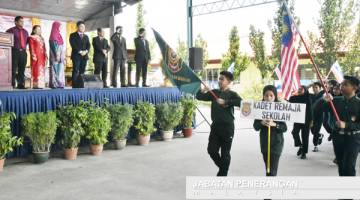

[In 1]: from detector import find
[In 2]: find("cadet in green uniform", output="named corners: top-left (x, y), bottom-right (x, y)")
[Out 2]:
top-left (253, 85), bottom-right (287, 176)
top-left (196, 71), bottom-right (242, 176)
top-left (322, 76), bottom-right (360, 176)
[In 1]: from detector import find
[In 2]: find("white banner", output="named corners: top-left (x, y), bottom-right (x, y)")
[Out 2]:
top-left (186, 176), bottom-right (360, 199)
top-left (240, 101), bottom-right (306, 123)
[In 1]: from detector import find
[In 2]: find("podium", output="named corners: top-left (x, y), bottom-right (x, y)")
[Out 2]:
top-left (0, 32), bottom-right (13, 90)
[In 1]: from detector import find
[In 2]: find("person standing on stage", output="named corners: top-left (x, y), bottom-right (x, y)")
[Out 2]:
top-left (28, 25), bottom-right (47, 89)
top-left (134, 28), bottom-right (151, 87)
top-left (111, 26), bottom-right (127, 88)
top-left (6, 16), bottom-right (29, 89)
top-left (289, 86), bottom-right (312, 159)
top-left (253, 85), bottom-right (287, 176)
top-left (321, 76), bottom-right (360, 176)
top-left (196, 71), bottom-right (242, 176)
top-left (69, 21), bottom-right (90, 87)
top-left (49, 21), bottom-right (65, 88)
top-left (93, 28), bottom-right (110, 88)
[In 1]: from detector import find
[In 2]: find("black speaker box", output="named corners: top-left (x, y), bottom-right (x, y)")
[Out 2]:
top-left (189, 47), bottom-right (203, 71)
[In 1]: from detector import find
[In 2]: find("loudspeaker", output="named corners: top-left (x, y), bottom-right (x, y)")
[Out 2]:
top-left (73, 74), bottom-right (103, 88)
top-left (189, 47), bottom-right (203, 71)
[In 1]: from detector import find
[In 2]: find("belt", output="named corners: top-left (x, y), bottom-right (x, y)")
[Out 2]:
top-left (14, 48), bottom-right (26, 51)
top-left (338, 130), bottom-right (360, 135)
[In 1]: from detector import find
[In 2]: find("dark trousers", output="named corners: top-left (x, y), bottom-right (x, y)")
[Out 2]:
top-left (292, 123), bottom-right (310, 154)
top-left (311, 119), bottom-right (323, 146)
top-left (262, 153), bottom-right (281, 176)
top-left (136, 59), bottom-right (148, 86)
top-left (112, 59), bottom-right (126, 87)
top-left (332, 133), bottom-right (360, 176)
top-left (127, 62), bottom-right (133, 85)
top-left (207, 123), bottom-right (234, 176)
top-left (11, 48), bottom-right (27, 88)
top-left (72, 58), bottom-right (87, 87)
top-left (94, 60), bottom-right (108, 87)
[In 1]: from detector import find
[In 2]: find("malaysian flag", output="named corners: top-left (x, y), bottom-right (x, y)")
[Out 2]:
top-left (275, 64), bottom-right (300, 94)
top-left (280, 4), bottom-right (300, 100)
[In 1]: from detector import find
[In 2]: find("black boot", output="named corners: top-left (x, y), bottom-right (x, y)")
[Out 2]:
top-left (297, 147), bottom-right (302, 156)
top-left (300, 153), bottom-right (306, 159)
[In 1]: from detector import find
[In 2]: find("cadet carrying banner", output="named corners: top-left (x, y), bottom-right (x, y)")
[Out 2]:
top-left (153, 29), bottom-right (201, 95)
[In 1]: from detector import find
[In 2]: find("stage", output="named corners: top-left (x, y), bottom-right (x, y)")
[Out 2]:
top-left (0, 87), bottom-right (182, 158)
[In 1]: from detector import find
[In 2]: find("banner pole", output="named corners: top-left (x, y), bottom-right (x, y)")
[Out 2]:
top-left (267, 125), bottom-right (271, 174)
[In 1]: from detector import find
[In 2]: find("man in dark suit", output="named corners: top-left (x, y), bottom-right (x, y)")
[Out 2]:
top-left (111, 26), bottom-right (128, 87)
top-left (93, 28), bottom-right (110, 88)
top-left (134, 28), bottom-right (151, 87)
top-left (69, 21), bottom-right (90, 87)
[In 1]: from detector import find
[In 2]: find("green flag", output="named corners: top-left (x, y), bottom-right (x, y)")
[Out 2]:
top-left (153, 29), bottom-right (201, 95)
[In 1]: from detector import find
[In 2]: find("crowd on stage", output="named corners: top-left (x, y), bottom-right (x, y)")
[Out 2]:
top-left (197, 71), bottom-right (360, 178)
top-left (6, 16), bottom-right (151, 89)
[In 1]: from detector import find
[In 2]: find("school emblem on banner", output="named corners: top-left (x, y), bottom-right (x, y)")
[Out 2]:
top-left (241, 102), bottom-right (252, 116)
top-left (166, 47), bottom-right (183, 73)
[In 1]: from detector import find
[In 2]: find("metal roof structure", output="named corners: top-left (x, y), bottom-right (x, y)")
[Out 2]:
top-left (0, 0), bottom-right (141, 30)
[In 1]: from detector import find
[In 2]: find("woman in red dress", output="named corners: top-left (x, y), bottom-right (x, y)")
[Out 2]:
top-left (29, 25), bottom-right (47, 89)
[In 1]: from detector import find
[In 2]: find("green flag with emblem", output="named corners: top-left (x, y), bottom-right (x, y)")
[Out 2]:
top-left (153, 29), bottom-right (201, 95)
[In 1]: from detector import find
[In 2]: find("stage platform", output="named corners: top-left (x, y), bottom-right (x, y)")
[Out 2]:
top-left (0, 87), bottom-right (181, 158)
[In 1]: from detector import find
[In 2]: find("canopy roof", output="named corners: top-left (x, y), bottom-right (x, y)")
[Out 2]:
top-left (0, 0), bottom-right (141, 30)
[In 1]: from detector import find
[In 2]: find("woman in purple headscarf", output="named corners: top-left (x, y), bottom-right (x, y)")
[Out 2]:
top-left (49, 21), bottom-right (65, 88)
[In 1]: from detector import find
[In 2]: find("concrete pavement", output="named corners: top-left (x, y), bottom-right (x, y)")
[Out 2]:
top-left (0, 105), bottom-right (358, 200)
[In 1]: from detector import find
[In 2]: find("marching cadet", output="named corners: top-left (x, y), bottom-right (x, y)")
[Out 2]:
top-left (289, 86), bottom-right (313, 159)
top-left (196, 71), bottom-right (242, 176)
top-left (253, 85), bottom-right (287, 176)
top-left (310, 82), bottom-right (325, 152)
top-left (322, 76), bottom-right (360, 176)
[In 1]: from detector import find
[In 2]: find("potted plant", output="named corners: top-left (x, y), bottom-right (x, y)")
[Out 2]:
top-left (22, 112), bottom-right (57, 164)
top-left (83, 102), bottom-right (111, 155)
top-left (156, 102), bottom-right (183, 141)
top-left (180, 96), bottom-right (197, 138)
top-left (133, 101), bottom-right (156, 145)
top-left (107, 104), bottom-right (133, 150)
top-left (57, 105), bottom-right (88, 160)
top-left (0, 113), bottom-right (23, 171)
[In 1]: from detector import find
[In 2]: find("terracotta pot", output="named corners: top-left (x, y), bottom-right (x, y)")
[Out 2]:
top-left (33, 152), bottom-right (50, 164)
top-left (161, 130), bottom-right (174, 141)
top-left (90, 144), bottom-right (103, 156)
top-left (64, 148), bottom-right (78, 160)
top-left (0, 158), bottom-right (5, 172)
top-left (137, 134), bottom-right (150, 146)
top-left (114, 139), bottom-right (127, 150)
top-left (183, 128), bottom-right (193, 138)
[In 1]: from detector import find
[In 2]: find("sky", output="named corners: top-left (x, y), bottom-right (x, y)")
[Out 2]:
top-left (116, 0), bottom-right (359, 60)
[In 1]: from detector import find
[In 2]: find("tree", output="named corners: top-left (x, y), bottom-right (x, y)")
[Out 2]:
top-left (310, 0), bottom-right (357, 72)
top-left (249, 25), bottom-right (271, 79)
top-left (135, 2), bottom-right (145, 35)
top-left (176, 38), bottom-right (188, 61)
top-left (194, 34), bottom-right (209, 67)
top-left (221, 26), bottom-right (250, 79)
top-left (341, 23), bottom-right (360, 74)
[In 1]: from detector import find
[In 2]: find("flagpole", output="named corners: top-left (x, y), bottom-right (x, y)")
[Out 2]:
top-left (325, 70), bottom-right (332, 80)
top-left (280, 0), bottom-right (340, 122)
top-left (200, 80), bottom-right (219, 100)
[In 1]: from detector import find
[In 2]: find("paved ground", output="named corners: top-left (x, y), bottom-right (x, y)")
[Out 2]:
top-left (0, 105), bottom-right (359, 200)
